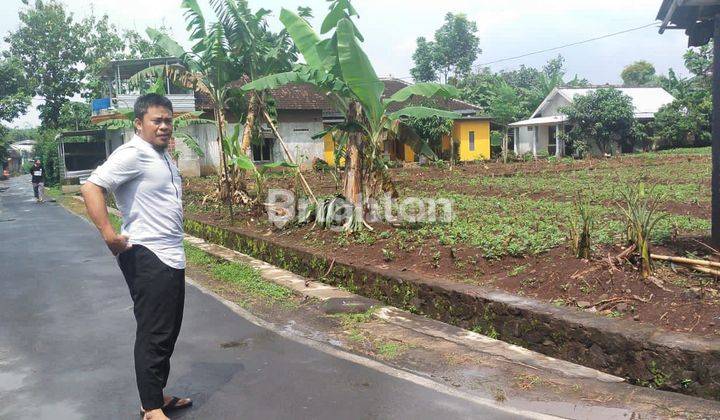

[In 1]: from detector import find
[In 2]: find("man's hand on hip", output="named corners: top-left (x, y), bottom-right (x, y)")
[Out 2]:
top-left (105, 233), bottom-right (132, 255)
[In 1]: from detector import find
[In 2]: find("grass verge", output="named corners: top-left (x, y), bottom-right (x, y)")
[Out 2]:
top-left (184, 241), bottom-right (295, 307)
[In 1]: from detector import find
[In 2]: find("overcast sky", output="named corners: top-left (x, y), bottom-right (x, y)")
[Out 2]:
top-left (1, 0), bottom-right (692, 128)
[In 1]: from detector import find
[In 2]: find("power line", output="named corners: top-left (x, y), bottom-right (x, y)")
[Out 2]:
top-left (474, 22), bottom-right (660, 68)
top-left (390, 22), bottom-right (660, 81)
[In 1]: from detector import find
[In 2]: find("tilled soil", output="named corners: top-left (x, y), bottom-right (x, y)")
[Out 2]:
top-left (182, 153), bottom-right (720, 337)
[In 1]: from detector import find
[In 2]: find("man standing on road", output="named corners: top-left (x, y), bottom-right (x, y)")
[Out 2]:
top-left (30, 159), bottom-right (45, 202)
top-left (81, 94), bottom-right (192, 420)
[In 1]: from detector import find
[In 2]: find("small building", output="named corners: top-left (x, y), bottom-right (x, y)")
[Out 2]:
top-left (263, 78), bottom-right (488, 166)
top-left (87, 57), bottom-right (490, 176)
top-left (89, 57), bottom-right (206, 177)
top-left (509, 87), bottom-right (675, 157)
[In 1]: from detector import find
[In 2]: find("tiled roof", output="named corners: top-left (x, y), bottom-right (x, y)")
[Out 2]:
top-left (211, 77), bottom-right (484, 114)
top-left (269, 83), bottom-right (334, 111)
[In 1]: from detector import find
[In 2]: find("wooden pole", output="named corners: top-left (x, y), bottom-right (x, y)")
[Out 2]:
top-left (713, 16), bottom-right (720, 244)
top-left (259, 106), bottom-right (318, 205)
top-left (650, 253), bottom-right (720, 269)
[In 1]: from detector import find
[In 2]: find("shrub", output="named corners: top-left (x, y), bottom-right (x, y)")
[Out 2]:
top-left (616, 183), bottom-right (666, 279)
top-left (568, 195), bottom-right (596, 259)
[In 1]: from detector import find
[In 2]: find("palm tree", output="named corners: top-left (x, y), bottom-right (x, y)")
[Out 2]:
top-left (243, 0), bottom-right (461, 230)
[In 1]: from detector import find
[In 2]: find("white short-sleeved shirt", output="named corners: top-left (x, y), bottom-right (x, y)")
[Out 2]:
top-left (87, 134), bottom-right (185, 269)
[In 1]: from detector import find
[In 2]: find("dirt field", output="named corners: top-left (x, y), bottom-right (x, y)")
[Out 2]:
top-left (182, 147), bottom-right (719, 337)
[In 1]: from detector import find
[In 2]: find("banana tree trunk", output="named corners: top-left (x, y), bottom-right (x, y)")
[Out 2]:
top-left (343, 101), bottom-right (363, 208)
top-left (215, 108), bottom-right (235, 220)
top-left (241, 93), bottom-right (259, 156)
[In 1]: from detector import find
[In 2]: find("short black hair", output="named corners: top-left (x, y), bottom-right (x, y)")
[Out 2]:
top-left (134, 93), bottom-right (173, 120)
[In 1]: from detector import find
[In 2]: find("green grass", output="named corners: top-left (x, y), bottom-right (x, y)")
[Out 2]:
top-left (375, 341), bottom-right (408, 359)
top-left (109, 213), bottom-right (122, 233)
top-left (184, 241), bottom-right (294, 305)
top-left (331, 307), bottom-right (377, 327)
top-left (45, 185), bottom-right (62, 198)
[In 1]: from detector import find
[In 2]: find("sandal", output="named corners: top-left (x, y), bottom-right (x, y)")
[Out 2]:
top-left (140, 396), bottom-right (193, 417)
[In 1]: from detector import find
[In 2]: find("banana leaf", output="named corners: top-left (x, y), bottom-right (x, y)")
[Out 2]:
top-left (384, 83), bottom-right (460, 106)
top-left (280, 8), bottom-right (324, 69)
top-left (336, 18), bottom-right (383, 126)
top-left (388, 106), bottom-right (460, 121)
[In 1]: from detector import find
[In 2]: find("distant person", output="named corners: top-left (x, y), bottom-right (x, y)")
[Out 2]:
top-left (30, 159), bottom-right (45, 203)
top-left (81, 94), bottom-right (191, 420)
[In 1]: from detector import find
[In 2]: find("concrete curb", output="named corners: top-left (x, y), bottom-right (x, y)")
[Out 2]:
top-left (183, 217), bottom-right (720, 401)
top-left (184, 233), bottom-right (623, 385)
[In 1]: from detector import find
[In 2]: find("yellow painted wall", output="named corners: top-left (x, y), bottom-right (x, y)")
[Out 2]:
top-left (453, 120), bottom-right (490, 161)
top-left (322, 133), bottom-right (345, 166)
top-left (323, 133), bottom-right (334, 163)
top-left (403, 144), bottom-right (415, 163)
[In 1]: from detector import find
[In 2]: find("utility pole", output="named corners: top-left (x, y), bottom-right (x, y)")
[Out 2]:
top-left (712, 16), bottom-right (720, 243)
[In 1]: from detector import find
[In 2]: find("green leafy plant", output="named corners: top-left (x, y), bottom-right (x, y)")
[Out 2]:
top-left (616, 183), bottom-right (666, 280)
top-left (568, 194), bottom-right (596, 259)
top-left (242, 1), bottom-right (461, 230)
top-left (230, 149), bottom-right (298, 203)
top-left (129, 0), bottom-right (298, 212)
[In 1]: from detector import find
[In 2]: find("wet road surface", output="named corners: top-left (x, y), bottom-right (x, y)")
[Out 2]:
top-left (0, 176), bottom-right (548, 419)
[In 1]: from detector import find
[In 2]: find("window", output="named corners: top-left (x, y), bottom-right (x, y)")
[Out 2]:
top-left (469, 131), bottom-right (475, 151)
top-left (252, 138), bottom-right (274, 162)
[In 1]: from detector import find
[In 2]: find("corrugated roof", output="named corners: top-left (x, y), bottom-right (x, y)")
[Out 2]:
top-left (509, 115), bottom-right (568, 127)
top-left (557, 87), bottom-right (675, 118)
top-left (529, 87), bottom-right (675, 120)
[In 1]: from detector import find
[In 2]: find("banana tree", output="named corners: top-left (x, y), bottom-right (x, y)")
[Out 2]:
top-left (93, 108), bottom-right (208, 159)
top-left (128, 0), bottom-right (297, 213)
top-left (242, 1), bottom-right (460, 230)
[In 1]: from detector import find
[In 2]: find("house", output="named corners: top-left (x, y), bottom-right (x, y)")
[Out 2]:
top-left (88, 58), bottom-right (489, 177)
top-left (89, 57), bottom-right (206, 176)
top-left (262, 77), bottom-right (488, 166)
top-left (509, 87), bottom-right (675, 157)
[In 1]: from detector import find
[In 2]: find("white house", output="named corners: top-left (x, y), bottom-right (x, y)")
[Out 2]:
top-left (509, 87), bottom-right (675, 157)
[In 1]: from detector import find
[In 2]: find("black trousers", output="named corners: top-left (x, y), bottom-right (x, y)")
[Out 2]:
top-left (117, 245), bottom-right (185, 410)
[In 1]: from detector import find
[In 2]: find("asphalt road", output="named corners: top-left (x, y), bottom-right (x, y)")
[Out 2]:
top-left (0, 176), bottom-right (545, 420)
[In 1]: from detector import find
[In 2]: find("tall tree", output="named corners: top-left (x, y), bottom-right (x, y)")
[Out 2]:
top-left (456, 67), bottom-right (500, 109)
top-left (243, 2), bottom-right (461, 230)
top-left (653, 42), bottom-right (713, 149)
top-left (57, 101), bottom-right (91, 131)
top-left (0, 55), bottom-right (31, 122)
top-left (410, 37), bottom-right (437, 82)
top-left (433, 13), bottom-right (481, 83)
top-left (6, 0), bottom-right (85, 128)
top-left (123, 27), bottom-right (171, 59)
top-left (410, 13), bottom-right (480, 84)
top-left (131, 0), bottom-right (299, 209)
top-left (562, 88), bottom-right (635, 156)
top-left (488, 81), bottom-right (524, 162)
top-left (621, 60), bottom-right (657, 87)
top-left (79, 12), bottom-right (126, 100)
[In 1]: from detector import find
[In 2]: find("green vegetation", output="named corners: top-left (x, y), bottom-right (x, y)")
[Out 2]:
top-left (331, 307), bottom-right (377, 328)
top-left (617, 183), bottom-right (666, 279)
top-left (568, 195), bottom-right (596, 259)
top-left (375, 341), bottom-right (408, 359)
top-left (374, 150), bottom-right (710, 260)
top-left (184, 242), bottom-right (294, 305)
top-left (109, 213), bottom-right (122, 233)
